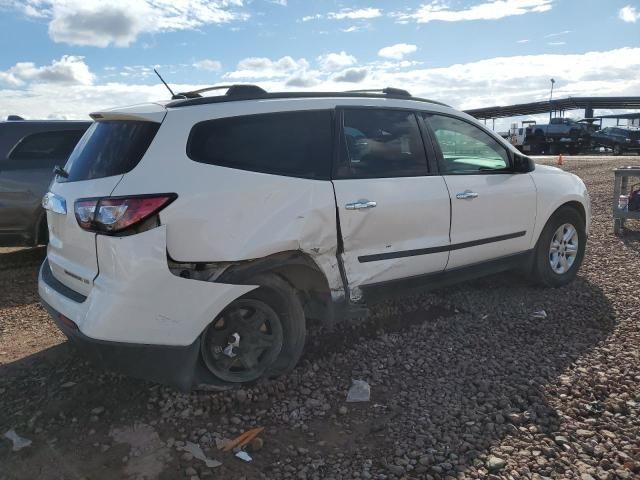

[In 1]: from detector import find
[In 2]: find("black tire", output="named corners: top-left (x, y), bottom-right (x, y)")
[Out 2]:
top-left (613, 144), bottom-right (623, 156)
top-left (200, 273), bottom-right (305, 384)
top-left (530, 206), bottom-right (586, 288)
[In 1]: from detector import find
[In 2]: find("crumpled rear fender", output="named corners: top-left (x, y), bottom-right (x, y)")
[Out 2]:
top-left (83, 226), bottom-right (257, 346)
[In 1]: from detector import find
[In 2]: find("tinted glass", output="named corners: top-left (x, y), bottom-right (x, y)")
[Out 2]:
top-left (62, 121), bottom-right (160, 182)
top-left (424, 114), bottom-right (509, 174)
top-left (9, 130), bottom-right (85, 161)
top-left (187, 110), bottom-right (332, 180)
top-left (337, 109), bottom-right (428, 179)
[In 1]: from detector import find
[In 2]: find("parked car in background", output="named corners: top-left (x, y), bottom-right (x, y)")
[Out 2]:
top-left (591, 126), bottom-right (640, 155)
top-left (38, 86), bottom-right (590, 390)
top-left (0, 117), bottom-right (90, 246)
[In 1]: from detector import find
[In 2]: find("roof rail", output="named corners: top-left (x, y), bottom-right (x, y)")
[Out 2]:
top-left (171, 84), bottom-right (267, 100)
top-left (344, 87), bottom-right (411, 97)
top-left (167, 88), bottom-right (450, 109)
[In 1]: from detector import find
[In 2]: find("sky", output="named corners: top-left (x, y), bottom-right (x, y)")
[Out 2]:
top-left (0, 0), bottom-right (638, 129)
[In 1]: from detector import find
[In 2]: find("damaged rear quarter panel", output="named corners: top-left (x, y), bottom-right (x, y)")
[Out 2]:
top-left (110, 104), bottom-right (343, 292)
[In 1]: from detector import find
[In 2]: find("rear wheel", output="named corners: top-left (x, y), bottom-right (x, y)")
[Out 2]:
top-left (200, 273), bottom-right (305, 383)
top-left (613, 144), bottom-right (623, 156)
top-left (530, 206), bottom-right (586, 287)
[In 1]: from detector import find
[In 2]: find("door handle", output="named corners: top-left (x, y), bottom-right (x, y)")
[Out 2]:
top-left (455, 191), bottom-right (479, 200)
top-left (345, 199), bottom-right (377, 210)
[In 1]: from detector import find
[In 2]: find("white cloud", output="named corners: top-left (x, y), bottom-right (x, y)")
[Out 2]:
top-left (395, 0), bottom-right (554, 23)
top-left (2, 48), bottom-right (639, 127)
top-left (619, 5), bottom-right (640, 22)
top-left (225, 56), bottom-right (309, 79)
top-left (0, 55), bottom-right (95, 87)
top-left (547, 41), bottom-right (565, 46)
top-left (328, 8), bottom-right (382, 20)
top-left (301, 14), bottom-right (322, 22)
top-left (285, 71), bottom-right (320, 87)
top-left (193, 59), bottom-right (222, 72)
top-left (302, 7), bottom-right (382, 22)
top-left (544, 30), bottom-right (570, 38)
top-left (517, 39), bottom-right (529, 43)
top-left (332, 67), bottom-right (368, 83)
top-left (317, 51), bottom-right (357, 71)
top-left (6, 0), bottom-right (248, 47)
top-left (342, 25), bottom-right (361, 32)
top-left (268, 0), bottom-right (287, 6)
top-left (378, 43), bottom-right (418, 60)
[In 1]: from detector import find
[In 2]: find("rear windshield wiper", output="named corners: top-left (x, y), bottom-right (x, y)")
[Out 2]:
top-left (53, 165), bottom-right (69, 178)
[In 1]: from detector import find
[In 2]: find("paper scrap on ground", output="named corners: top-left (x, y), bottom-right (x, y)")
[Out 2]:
top-left (235, 450), bottom-right (252, 462)
top-left (183, 441), bottom-right (222, 468)
top-left (346, 379), bottom-right (371, 402)
top-left (4, 430), bottom-right (32, 451)
top-left (531, 310), bottom-right (548, 319)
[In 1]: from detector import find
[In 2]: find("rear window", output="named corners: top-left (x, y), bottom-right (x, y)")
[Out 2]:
top-left (62, 121), bottom-right (160, 182)
top-left (187, 110), bottom-right (333, 180)
top-left (9, 130), bottom-right (85, 161)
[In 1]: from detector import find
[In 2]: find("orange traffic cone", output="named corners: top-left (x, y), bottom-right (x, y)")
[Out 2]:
top-left (557, 154), bottom-right (564, 166)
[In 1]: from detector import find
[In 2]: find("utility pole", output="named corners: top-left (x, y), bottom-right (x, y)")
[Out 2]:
top-left (549, 78), bottom-right (555, 121)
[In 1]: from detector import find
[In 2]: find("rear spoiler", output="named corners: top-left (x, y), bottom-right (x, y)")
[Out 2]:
top-left (90, 103), bottom-right (166, 123)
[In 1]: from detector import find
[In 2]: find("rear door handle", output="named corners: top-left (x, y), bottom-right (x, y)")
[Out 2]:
top-left (455, 191), bottom-right (479, 200)
top-left (345, 199), bottom-right (377, 210)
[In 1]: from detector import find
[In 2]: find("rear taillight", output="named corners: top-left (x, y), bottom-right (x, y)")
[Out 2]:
top-left (74, 194), bottom-right (176, 234)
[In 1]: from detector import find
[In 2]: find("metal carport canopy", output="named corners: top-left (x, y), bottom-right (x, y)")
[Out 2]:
top-left (464, 96), bottom-right (640, 120)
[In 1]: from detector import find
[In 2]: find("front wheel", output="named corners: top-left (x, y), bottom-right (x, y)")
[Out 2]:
top-left (613, 144), bottom-right (623, 156)
top-left (530, 207), bottom-right (586, 287)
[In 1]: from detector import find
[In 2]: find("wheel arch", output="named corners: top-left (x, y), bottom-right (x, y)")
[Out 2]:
top-left (216, 250), bottom-right (344, 327)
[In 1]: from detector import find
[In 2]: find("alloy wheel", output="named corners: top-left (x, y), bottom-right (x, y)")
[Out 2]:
top-left (549, 223), bottom-right (579, 275)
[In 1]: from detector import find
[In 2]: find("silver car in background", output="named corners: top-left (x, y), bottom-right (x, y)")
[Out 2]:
top-left (0, 116), bottom-right (90, 246)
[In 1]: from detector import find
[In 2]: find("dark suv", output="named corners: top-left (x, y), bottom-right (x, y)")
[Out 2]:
top-left (591, 127), bottom-right (640, 155)
top-left (0, 117), bottom-right (90, 246)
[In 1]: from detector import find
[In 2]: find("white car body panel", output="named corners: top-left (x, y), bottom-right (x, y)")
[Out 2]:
top-left (46, 175), bottom-right (123, 296)
top-left (443, 173), bottom-right (537, 269)
top-left (333, 176), bottom-right (451, 288)
top-left (40, 225), bottom-right (257, 346)
top-left (39, 95), bottom-right (592, 357)
top-left (528, 164), bottom-right (591, 243)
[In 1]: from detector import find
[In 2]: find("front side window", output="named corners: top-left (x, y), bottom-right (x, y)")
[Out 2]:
top-left (187, 110), bottom-right (332, 180)
top-left (337, 109), bottom-right (428, 179)
top-left (9, 130), bottom-right (85, 161)
top-left (424, 114), bottom-right (510, 174)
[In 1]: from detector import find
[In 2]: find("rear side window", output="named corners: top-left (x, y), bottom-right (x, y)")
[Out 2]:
top-left (9, 130), bottom-right (85, 161)
top-left (62, 121), bottom-right (160, 182)
top-left (336, 109), bottom-right (428, 179)
top-left (187, 110), bottom-right (332, 180)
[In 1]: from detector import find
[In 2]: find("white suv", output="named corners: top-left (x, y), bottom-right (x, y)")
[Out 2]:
top-left (39, 86), bottom-right (590, 389)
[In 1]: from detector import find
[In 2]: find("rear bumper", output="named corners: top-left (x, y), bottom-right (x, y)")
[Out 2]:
top-left (38, 225), bottom-right (259, 388)
top-left (39, 225), bottom-right (257, 346)
top-left (40, 295), bottom-right (199, 390)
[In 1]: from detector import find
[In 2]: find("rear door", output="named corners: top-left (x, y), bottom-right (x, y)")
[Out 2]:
top-left (332, 108), bottom-right (451, 290)
top-left (46, 119), bottom-right (161, 296)
top-left (422, 113), bottom-right (536, 270)
top-left (0, 128), bottom-right (86, 234)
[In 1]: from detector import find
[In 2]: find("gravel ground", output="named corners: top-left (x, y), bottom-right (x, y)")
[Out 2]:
top-left (1, 155), bottom-right (639, 480)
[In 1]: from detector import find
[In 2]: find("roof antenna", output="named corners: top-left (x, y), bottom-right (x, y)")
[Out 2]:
top-left (154, 68), bottom-right (176, 98)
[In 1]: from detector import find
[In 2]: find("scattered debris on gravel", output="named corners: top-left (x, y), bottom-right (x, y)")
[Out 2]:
top-left (1, 156), bottom-right (639, 479)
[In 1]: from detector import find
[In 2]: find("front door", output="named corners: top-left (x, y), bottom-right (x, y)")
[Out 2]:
top-left (422, 113), bottom-right (537, 270)
top-left (332, 108), bottom-right (451, 292)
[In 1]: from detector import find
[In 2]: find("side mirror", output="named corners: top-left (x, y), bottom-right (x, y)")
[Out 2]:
top-left (512, 152), bottom-right (535, 173)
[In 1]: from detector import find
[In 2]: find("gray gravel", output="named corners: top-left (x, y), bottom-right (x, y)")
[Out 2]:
top-left (0, 155), bottom-right (639, 480)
